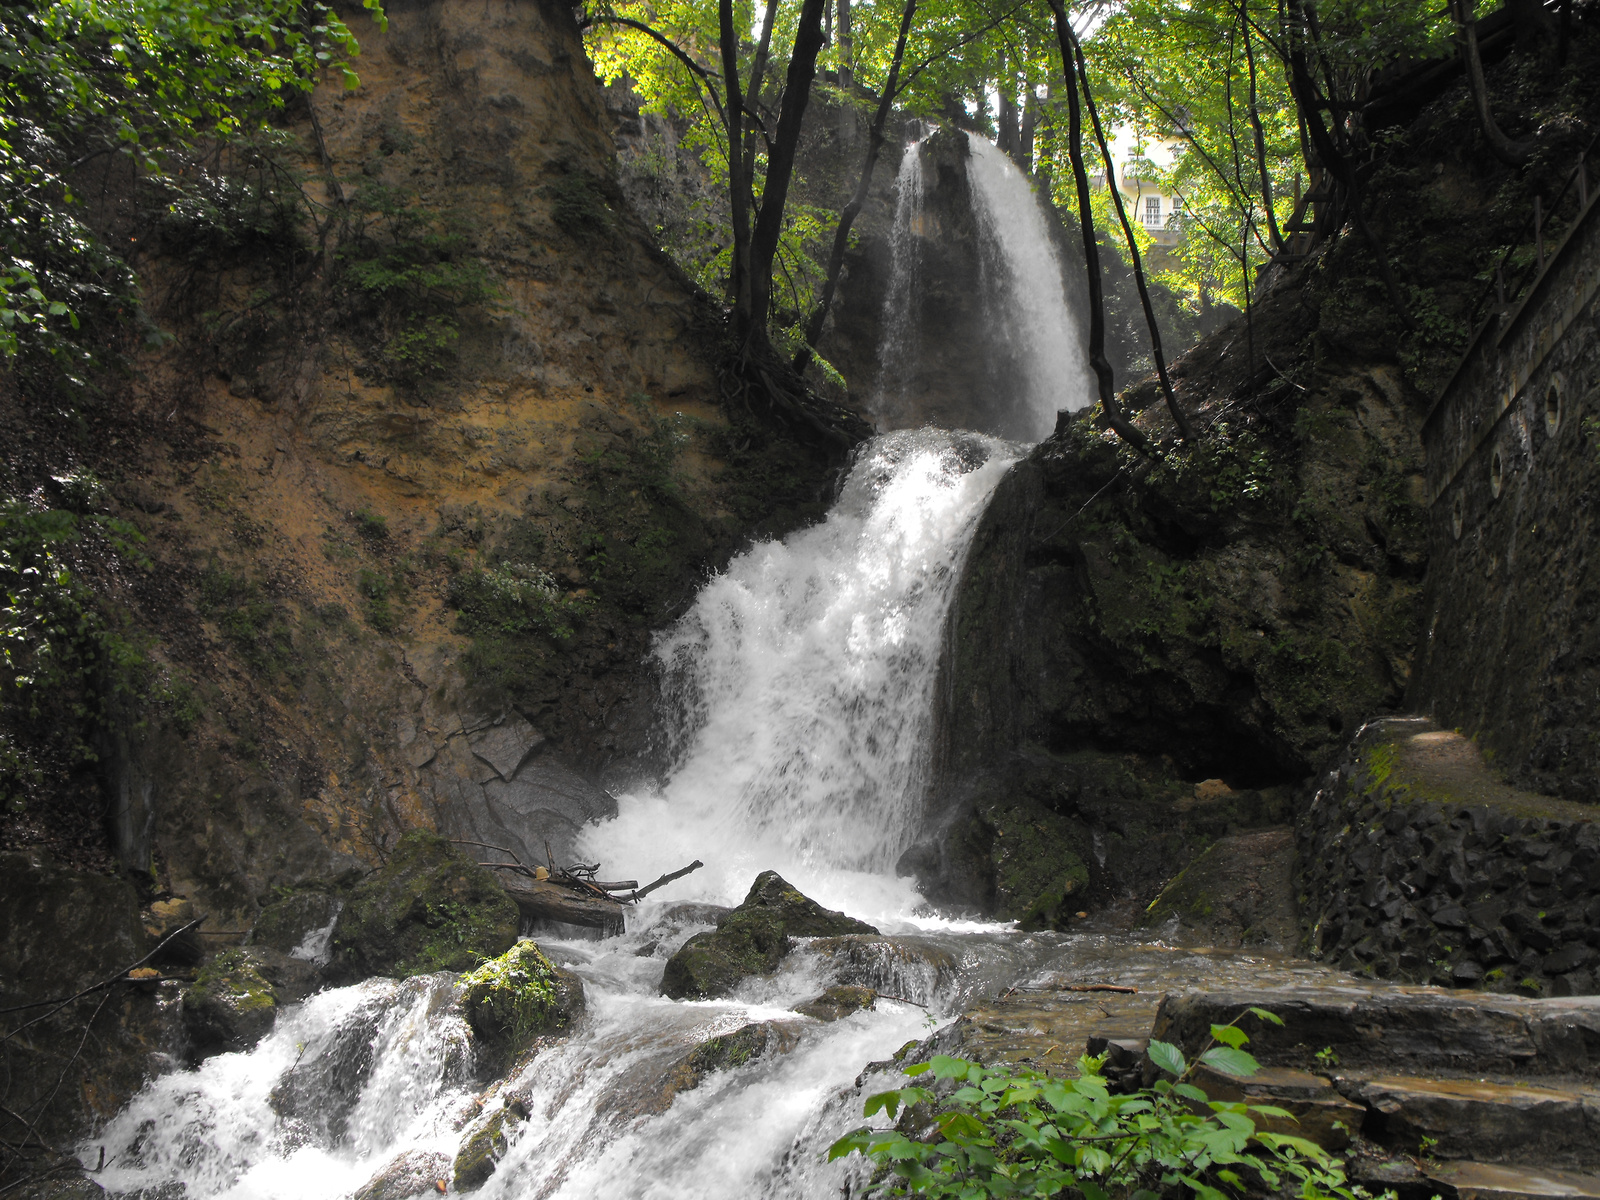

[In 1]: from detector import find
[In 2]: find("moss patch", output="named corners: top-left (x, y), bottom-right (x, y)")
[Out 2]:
top-left (328, 830), bottom-right (519, 982)
top-left (183, 947), bottom-right (278, 1054)
top-left (460, 940), bottom-right (581, 1070)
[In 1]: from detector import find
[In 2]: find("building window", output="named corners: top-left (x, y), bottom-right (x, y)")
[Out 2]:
top-left (1144, 196), bottom-right (1161, 227)
top-left (1170, 196), bottom-right (1184, 222)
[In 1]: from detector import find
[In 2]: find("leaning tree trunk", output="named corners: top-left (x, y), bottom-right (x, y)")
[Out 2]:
top-left (794, 0), bottom-right (918, 372)
top-left (745, 0), bottom-right (830, 347)
top-left (1045, 0), bottom-right (1152, 456)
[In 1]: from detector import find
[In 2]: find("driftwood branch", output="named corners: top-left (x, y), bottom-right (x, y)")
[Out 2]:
top-left (620, 860), bottom-right (705, 903)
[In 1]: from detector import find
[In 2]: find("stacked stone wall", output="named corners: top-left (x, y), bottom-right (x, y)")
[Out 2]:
top-left (1298, 718), bottom-right (1600, 996)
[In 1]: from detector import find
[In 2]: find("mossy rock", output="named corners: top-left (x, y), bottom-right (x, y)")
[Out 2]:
top-left (328, 830), bottom-right (519, 983)
top-left (453, 1104), bottom-right (516, 1192)
top-left (659, 871), bottom-right (878, 1000)
top-left (794, 985), bottom-right (877, 1022)
top-left (183, 948), bottom-right (279, 1056)
top-left (615, 1020), bottom-right (804, 1119)
top-left (353, 1150), bottom-right (452, 1200)
top-left (460, 940), bottom-right (584, 1071)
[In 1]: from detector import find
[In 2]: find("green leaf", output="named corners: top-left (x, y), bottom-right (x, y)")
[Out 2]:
top-left (1210, 1023), bottom-right (1249, 1048)
top-left (1146, 1039), bottom-right (1187, 1077)
top-left (1247, 1006), bottom-right (1285, 1026)
top-left (1199, 1046), bottom-right (1259, 1077)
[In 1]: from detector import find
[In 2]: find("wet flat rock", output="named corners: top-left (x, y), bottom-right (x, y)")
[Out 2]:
top-left (930, 986), bottom-right (1160, 1077)
top-left (1425, 1162), bottom-right (1600, 1200)
top-left (1349, 1074), bottom-right (1600, 1169)
top-left (1152, 985), bottom-right (1600, 1078)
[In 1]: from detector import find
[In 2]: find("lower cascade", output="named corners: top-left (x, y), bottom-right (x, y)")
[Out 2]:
top-left (85, 427), bottom-right (1051, 1199)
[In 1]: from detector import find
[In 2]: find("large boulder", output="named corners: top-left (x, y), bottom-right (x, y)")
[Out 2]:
top-left (1139, 827), bottom-right (1297, 949)
top-left (327, 830), bottom-right (520, 982)
top-left (459, 940), bottom-right (584, 1073)
top-left (659, 872), bottom-right (877, 1000)
top-left (0, 850), bottom-right (164, 1145)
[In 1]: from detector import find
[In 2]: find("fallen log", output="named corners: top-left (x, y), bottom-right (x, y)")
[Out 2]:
top-left (502, 879), bottom-right (626, 936)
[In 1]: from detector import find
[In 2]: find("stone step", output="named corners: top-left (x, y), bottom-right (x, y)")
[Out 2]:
top-left (1424, 1162), bottom-right (1600, 1200)
top-left (1350, 1074), bottom-right (1600, 1169)
top-left (1151, 985), bottom-right (1600, 1080)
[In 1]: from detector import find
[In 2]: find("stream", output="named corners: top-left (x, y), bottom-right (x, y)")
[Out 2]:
top-left (77, 137), bottom-right (1271, 1200)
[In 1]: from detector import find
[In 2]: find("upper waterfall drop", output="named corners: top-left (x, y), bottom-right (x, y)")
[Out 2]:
top-left (872, 127), bottom-right (932, 429)
top-left (963, 132), bottom-right (1094, 440)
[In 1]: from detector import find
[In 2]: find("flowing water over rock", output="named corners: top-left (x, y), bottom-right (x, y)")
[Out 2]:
top-left (963, 133), bottom-right (1094, 441)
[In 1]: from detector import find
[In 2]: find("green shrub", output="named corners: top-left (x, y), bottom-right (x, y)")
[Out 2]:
top-left (336, 185), bottom-right (497, 383)
top-left (448, 562), bottom-right (592, 641)
top-left (1, 499), bottom-right (148, 805)
top-left (830, 1011), bottom-right (1356, 1199)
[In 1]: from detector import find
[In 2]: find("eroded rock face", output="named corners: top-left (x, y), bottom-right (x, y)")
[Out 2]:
top-left (327, 831), bottom-right (520, 982)
top-left (795, 985), bottom-right (878, 1022)
top-left (659, 872), bottom-right (878, 999)
top-left (921, 281), bottom-right (1429, 920)
top-left (354, 1150), bottom-right (453, 1200)
top-left (604, 1020), bottom-right (805, 1121)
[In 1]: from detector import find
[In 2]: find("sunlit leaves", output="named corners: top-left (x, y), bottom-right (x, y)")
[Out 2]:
top-left (828, 1011), bottom-right (1362, 1199)
top-left (0, 0), bottom-right (381, 369)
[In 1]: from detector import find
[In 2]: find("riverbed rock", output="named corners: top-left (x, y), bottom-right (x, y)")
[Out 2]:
top-left (327, 831), bottom-right (520, 982)
top-left (1297, 717), bottom-right (1600, 993)
top-left (1150, 985), bottom-right (1600, 1080)
top-left (453, 1104), bottom-right (517, 1192)
top-left (354, 1149), bottom-right (452, 1200)
top-left (182, 947), bottom-right (280, 1057)
top-left (611, 1020), bottom-right (805, 1119)
top-left (659, 872), bottom-right (878, 999)
top-left (795, 985), bottom-right (878, 1021)
top-left (1140, 826), bottom-right (1297, 949)
top-left (460, 940), bottom-right (584, 1072)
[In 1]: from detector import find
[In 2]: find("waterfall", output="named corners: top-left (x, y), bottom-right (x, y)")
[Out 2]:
top-left (871, 131), bottom-right (930, 428)
top-left (582, 427), bottom-right (1019, 922)
top-left (78, 125), bottom-right (1124, 1200)
top-left (964, 132), bottom-right (1094, 440)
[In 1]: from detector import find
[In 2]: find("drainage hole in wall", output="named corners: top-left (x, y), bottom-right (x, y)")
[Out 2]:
top-left (1546, 381), bottom-right (1563, 436)
top-left (1491, 448), bottom-right (1505, 498)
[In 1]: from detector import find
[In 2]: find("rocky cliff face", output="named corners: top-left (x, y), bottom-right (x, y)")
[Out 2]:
top-left (5, 0), bottom-right (851, 960)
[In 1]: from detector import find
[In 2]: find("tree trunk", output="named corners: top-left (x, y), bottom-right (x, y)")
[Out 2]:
top-left (1070, 31), bottom-right (1195, 442)
top-left (1019, 86), bottom-right (1037, 172)
top-left (746, 0), bottom-right (830, 346)
top-left (720, 0), bottom-right (752, 326)
top-left (838, 0), bottom-right (855, 146)
top-left (794, 0), bottom-right (919, 372)
top-left (1455, 0), bottom-right (1535, 166)
top-left (1241, 0), bottom-right (1283, 251)
top-left (996, 52), bottom-right (1020, 159)
top-left (1045, 0), bottom-right (1152, 456)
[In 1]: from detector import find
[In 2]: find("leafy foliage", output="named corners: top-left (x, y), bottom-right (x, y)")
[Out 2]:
top-left (0, 484), bottom-right (148, 806)
top-left (831, 1009), bottom-right (1358, 1199)
top-left (0, 0), bottom-right (384, 389)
